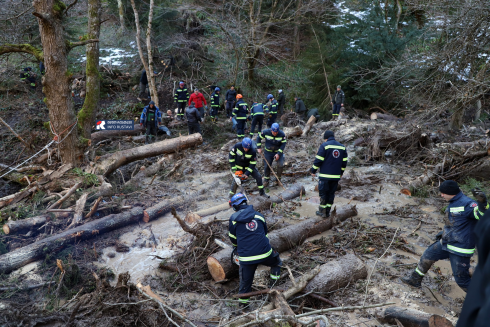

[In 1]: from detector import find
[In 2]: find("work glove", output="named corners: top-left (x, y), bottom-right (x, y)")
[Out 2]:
top-left (434, 231), bottom-right (443, 241)
top-left (139, 123), bottom-right (143, 126)
top-left (472, 188), bottom-right (488, 204)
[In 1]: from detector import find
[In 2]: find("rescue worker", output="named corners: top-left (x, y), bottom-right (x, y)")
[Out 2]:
top-left (140, 101), bottom-right (161, 144)
top-left (266, 94), bottom-right (278, 128)
top-left (139, 70), bottom-right (148, 99)
top-left (277, 89), bottom-right (285, 116)
top-left (295, 96), bottom-right (307, 120)
top-left (20, 67), bottom-right (36, 90)
top-left (232, 94), bottom-right (249, 140)
top-left (257, 123), bottom-right (287, 188)
top-left (225, 85), bottom-right (237, 118)
top-left (249, 101), bottom-right (265, 138)
top-left (307, 107), bottom-right (321, 122)
top-left (331, 85), bottom-right (345, 120)
top-left (310, 130), bottom-right (348, 217)
top-left (188, 88), bottom-right (207, 121)
top-left (229, 138), bottom-right (268, 198)
top-left (185, 101), bottom-right (202, 135)
top-left (400, 181), bottom-right (488, 292)
top-left (228, 193), bottom-right (282, 311)
top-left (210, 87), bottom-right (221, 122)
top-left (39, 61), bottom-right (45, 76)
top-left (174, 81), bottom-right (189, 120)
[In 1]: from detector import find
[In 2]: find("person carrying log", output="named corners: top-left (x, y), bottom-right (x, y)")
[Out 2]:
top-left (331, 85), bottom-right (345, 120)
top-left (174, 81), bottom-right (189, 121)
top-left (228, 193), bottom-right (282, 311)
top-left (257, 123), bottom-right (287, 188)
top-left (229, 138), bottom-right (268, 199)
top-left (401, 181), bottom-right (488, 292)
top-left (310, 130), bottom-right (348, 218)
top-left (140, 101), bottom-right (162, 144)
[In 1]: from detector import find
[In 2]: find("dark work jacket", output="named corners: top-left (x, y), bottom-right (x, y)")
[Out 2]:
top-left (174, 86), bottom-right (189, 102)
top-left (233, 99), bottom-right (249, 120)
top-left (295, 98), bottom-right (306, 113)
top-left (228, 204), bottom-right (272, 265)
top-left (277, 92), bottom-right (285, 106)
top-left (310, 136), bottom-right (347, 180)
top-left (441, 192), bottom-right (486, 257)
top-left (140, 70), bottom-right (148, 84)
top-left (456, 209), bottom-right (490, 327)
top-left (333, 90), bottom-right (345, 104)
top-left (307, 108), bottom-right (320, 120)
top-left (256, 129), bottom-right (287, 154)
top-left (140, 105), bottom-right (161, 128)
top-left (226, 89), bottom-right (237, 102)
top-left (267, 99), bottom-right (278, 114)
top-left (185, 105), bottom-right (201, 124)
top-left (250, 103), bottom-right (265, 116)
top-left (229, 143), bottom-right (257, 176)
top-left (211, 91), bottom-right (220, 107)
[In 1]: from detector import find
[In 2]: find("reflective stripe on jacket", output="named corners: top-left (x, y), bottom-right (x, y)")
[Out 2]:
top-left (233, 100), bottom-right (249, 119)
top-left (251, 103), bottom-right (265, 116)
top-left (229, 143), bottom-right (257, 175)
top-left (211, 92), bottom-right (220, 107)
top-left (310, 137), bottom-right (347, 180)
top-left (256, 129), bottom-right (287, 153)
top-left (174, 87), bottom-right (189, 102)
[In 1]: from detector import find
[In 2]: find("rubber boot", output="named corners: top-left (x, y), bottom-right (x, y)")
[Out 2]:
top-left (239, 302), bottom-right (251, 313)
top-left (259, 188), bottom-right (269, 198)
top-left (268, 278), bottom-right (277, 288)
top-left (400, 270), bottom-right (423, 288)
top-left (274, 167), bottom-right (284, 186)
top-left (316, 206), bottom-right (327, 218)
top-left (263, 178), bottom-right (270, 188)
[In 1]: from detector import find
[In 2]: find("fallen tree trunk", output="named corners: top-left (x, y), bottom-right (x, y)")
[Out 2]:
top-left (301, 115), bottom-right (316, 137)
top-left (377, 306), bottom-right (454, 327)
top-left (284, 126), bottom-right (302, 138)
top-left (3, 215), bottom-right (50, 235)
top-left (90, 124), bottom-right (145, 144)
top-left (207, 204), bottom-right (357, 282)
top-left (95, 133), bottom-right (203, 176)
top-left (370, 112), bottom-right (398, 121)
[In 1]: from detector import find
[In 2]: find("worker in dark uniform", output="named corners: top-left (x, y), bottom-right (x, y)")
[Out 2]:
top-left (140, 101), bottom-right (161, 144)
top-left (210, 87), bottom-right (221, 122)
top-left (185, 101), bottom-right (202, 135)
top-left (228, 193), bottom-right (282, 311)
top-left (139, 70), bottom-right (148, 99)
top-left (256, 123), bottom-right (287, 188)
top-left (39, 62), bottom-right (45, 75)
top-left (249, 101), bottom-right (265, 138)
top-left (174, 81), bottom-right (189, 120)
top-left (266, 94), bottom-right (278, 128)
top-left (401, 181), bottom-right (488, 292)
top-left (229, 138), bottom-right (268, 198)
top-left (310, 130), bottom-right (348, 217)
top-left (331, 85), bottom-right (345, 120)
top-left (225, 85), bottom-right (237, 118)
top-left (277, 89), bottom-right (285, 116)
top-left (232, 94), bottom-right (249, 140)
top-left (307, 108), bottom-right (321, 122)
top-left (20, 67), bottom-right (36, 90)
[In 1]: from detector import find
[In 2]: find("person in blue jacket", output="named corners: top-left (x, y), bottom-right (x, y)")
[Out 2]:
top-left (249, 101), bottom-right (265, 138)
top-left (140, 101), bottom-right (161, 144)
top-left (401, 180), bottom-right (488, 292)
top-left (228, 193), bottom-right (282, 311)
top-left (310, 130), bottom-right (348, 217)
top-left (256, 123), bottom-right (287, 188)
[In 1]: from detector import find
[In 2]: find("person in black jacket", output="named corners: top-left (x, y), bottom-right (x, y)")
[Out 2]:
top-left (310, 130), bottom-right (348, 217)
top-left (249, 101), bottom-right (265, 138)
top-left (228, 193), bottom-right (282, 311)
top-left (232, 94), bottom-right (249, 140)
top-left (331, 85), bottom-right (345, 120)
top-left (139, 70), bottom-right (148, 99)
top-left (257, 123), bottom-right (287, 187)
top-left (307, 108), bottom-right (320, 122)
top-left (295, 97), bottom-right (307, 119)
top-left (277, 90), bottom-right (285, 116)
top-left (457, 205), bottom-right (490, 327)
top-left (185, 101), bottom-right (202, 135)
top-left (174, 81), bottom-right (190, 120)
top-left (225, 86), bottom-right (237, 118)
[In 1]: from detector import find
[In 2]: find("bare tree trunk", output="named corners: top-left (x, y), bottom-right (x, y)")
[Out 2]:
top-left (33, 0), bottom-right (81, 165)
top-left (146, 0), bottom-right (158, 107)
top-left (293, 0), bottom-right (302, 59)
top-left (78, 0), bottom-right (101, 141)
top-left (475, 99), bottom-right (482, 121)
top-left (449, 104), bottom-right (465, 130)
top-left (395, 0), bottom-right (402, 33)
top-left (116, 0), bottom-right (125, 31)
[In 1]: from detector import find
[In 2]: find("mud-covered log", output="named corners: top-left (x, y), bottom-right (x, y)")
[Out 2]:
top-left (377, 306), bottom-right (454, 327)
top-left (254, 184), bottom-right (305, 211)
top-left (90, 124), bottom-right (145, 144)
top-left (95, 133), bottom-right (203, 176)
top-left (1, 171), bottom-right (30, 186)
top-left (284, 126), bottom-right (303, 138)
top-left (3, 215), bottom-right (50, 235)
top-left (0, 207), bottom-right (145, 274)
top-left (304, 253), bottom-right (367, 293)
top-left (370, 112), bottom-right (398, 121)
top-left (143, 189), bottom-right (208, 223)
top-left (207, 204), bottom-right (358, 282)
top-left (302, 115), bottom-right (317, 137)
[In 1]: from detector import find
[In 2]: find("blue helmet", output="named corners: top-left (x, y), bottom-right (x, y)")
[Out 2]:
top-left (271, 123), bottom-right (280, 132)
top-left (215, 87), bottom-right (221, 91)
top-left (267, 94), bottom-right (273, 99)
top-left (229, 193), bottom-right (247, 208)
top-left (242, 137), bottom-right (252, 149)
top-left (179, 81), bottom-right (184, 85)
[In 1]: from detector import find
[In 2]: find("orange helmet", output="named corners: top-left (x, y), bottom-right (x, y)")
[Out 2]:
top-left (236, 94), bottom-right (243, 99)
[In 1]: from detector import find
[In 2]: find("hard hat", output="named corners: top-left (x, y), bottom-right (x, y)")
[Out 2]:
top-left (242, 137), bottom-right (252, 149)
top-left (271, 123), bottom-right (280, 132)
top-left (215, 87), bottom-right (221, 91)
top-left (179, 81), bottom-right (184, 85)
top-left (236, 94), bottom-right (243, 99)
top-left (229, 193), bottom-right (247, 208)
top-left (267, 94), bottom-right (273, 99)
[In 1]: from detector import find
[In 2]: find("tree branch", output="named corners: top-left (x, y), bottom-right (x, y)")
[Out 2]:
top-left (32, 12), bottom-right (51, 21)
top-left (0, 6), bottom-right (33, 21)
top-left (65, 0), bottom-right (79, 13)
top-left (0, 44), bottom-right (43, 61)
top-left (67, 39), bottom-right (99, 51)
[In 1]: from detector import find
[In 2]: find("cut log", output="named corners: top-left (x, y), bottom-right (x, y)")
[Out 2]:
top-left (377, 306), bottom-right (454, 327)
top-left (370, 112), bottom-right (398, 121)
top-left (90, 124), bottom-right (145, 144)
top-left (253, 184), bottom-right (306, 211)
top-left (95, 133), bottom-right (203, 176)
top-left (70, 193), bottom-right (88, 227)
top-left (47, 182), bottom-right (82, 209)
top-left (207, 205), bottom-right (358, 282)
top-left (3, 215), bottom-right (50, 235)
top-left (143, 189), bottom-right (208, 223)
top-left (1, 171), bottom-right (30, 186)
top-left (0, 207), bottom-right (144, 274)
top-left (284, 126), bottom-right (303, 138)
top-left (301, 115), bottom-right (317, 137)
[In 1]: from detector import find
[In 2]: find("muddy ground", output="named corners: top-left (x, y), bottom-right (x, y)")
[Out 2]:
top-left (0, 105), bottom-right (489, 326)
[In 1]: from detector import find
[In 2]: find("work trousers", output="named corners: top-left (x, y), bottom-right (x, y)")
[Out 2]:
top-left (236, 119), bottom-right (246, 139)
top-left (139, 82), bottom-right (148, 99)
top-left (332, 104), bottom-right (341, 116)
top-left (278, 103), bottom-right (284, 116)
top-left (230, 168), bottom-right (264, 196)
top-left (177, 102), bottom-right (186, 118)
top-left (263, 150), bottom-right (284, 180)
top-left (145, 124), bottom-right (157, 144)
top-left (211, 106), bottom-right (219, 118)
top-left (226, 101), bottom-right (236, 118)
top-left (266, 114), bottom-right (277, 128)
top-left (318, 179), bottom-right (339, 210)
top-left (250, 115), bottom-right (264, 137)
top-left (238, 251), bottom-right (282, 304)
top-left (416, 241), bottom-right (471, 291)
top-left (187, 122), bottom-right (201, 135)
top-left (196, 107), bottom-right (205, 121)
